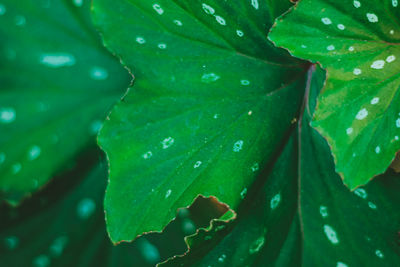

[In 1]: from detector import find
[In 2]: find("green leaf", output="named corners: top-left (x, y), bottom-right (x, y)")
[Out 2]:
top-left (93, 0), bottom-right (309, 243)
top-left (269, 0), bottom-right (400, 189)
top-left (0, 150), bottom-right (231, 267)
top-left (0, 0), bottom-right (130, 205)
top-left (162, 66), bottom-right (400, 266)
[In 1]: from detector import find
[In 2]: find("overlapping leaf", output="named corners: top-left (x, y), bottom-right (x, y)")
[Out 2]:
top-left (93, 0), bottom-right (309, 243)
top-left (0, 150), bottom-right (230, 267)
top-left (161, 67), bottom-right (400, 266)
top-left (0, 0), bottom-right (130, 205)
top-left (269, 0), bottom-right (400, 188)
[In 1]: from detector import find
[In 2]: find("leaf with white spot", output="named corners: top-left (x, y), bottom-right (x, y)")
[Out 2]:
top-left (0, 151), bottom-right (230, 267)
top-left (161, 67), bottom-right (400, 266)
top-left (92, 0), bottom-right (308, 243)
top-left (269, 0), bottom-right (400, 189)
top-left (0, 0), bottom-right (130, 204)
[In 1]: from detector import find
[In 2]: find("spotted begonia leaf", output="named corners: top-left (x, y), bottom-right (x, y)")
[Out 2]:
top-left (92, 0), bottom-right (309, 243)
top-left (268, 0), bottom-right (400, 189)
top-left (162, 66), bottom-right (400, 266)
top-left (0, 0), bottom-right (130, 204)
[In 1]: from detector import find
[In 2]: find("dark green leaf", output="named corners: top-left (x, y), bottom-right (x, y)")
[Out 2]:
top-left (0, 150), bottom-right (230, 267)
top-left (269, 0), bottom-right (400, 188)
top-left (0, 0), bottom-right (130, 205)
top-left (162, 66), bottom-right (400, 266)
top-left (92, 0), bottom-right (309, 243)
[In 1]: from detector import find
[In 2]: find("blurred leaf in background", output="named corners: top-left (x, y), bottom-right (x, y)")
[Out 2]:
top-left (0, 0), bottom-right (130, 205)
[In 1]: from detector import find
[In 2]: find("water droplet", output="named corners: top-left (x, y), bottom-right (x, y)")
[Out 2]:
top-left (233, 140), bottom-right (243, 152)
top-left (76, 198), bottom-right (96, 219)
top-left (158, 43), bottom-right (167, 49)
top-left (366, 13), bottom-right (378, 23)
top-left (240, 79), bottom-right (250, 86)
top-left (193, 161), bottom-right (202, 168)
top-left (0, 107), bottom-right (16, 123)
top-left (218, 254), bottom-right (226, 263)
top-left (0, 4), bottom-right (6, 15)
top-left (49, 236), bottom-right (68, 257)
top-left (152, 3), bottom-right (164, 15)
top-left (33, 255), bottom-right (50, 267)
top-left (319, 206), bottom-right (328, 218)
top-left (368, 201), bottom-right (377, 209)
top-left (90, 66), bottom-right (108, 80)
top-left (202, 3), bottom-right (215, 15)
top-left (215, 15), bottom-right (226, 25)
top-left (161, 137), bottom-right (174, 149)
top-left (73, 0), bottom-right (83, 7)
top-left (337, 262), bottom-right (348, 267)
top-left (136, 36), bottom-right (146, 44)
top-left (138, 239), bottom-right (161, 264)
top-left (15, 15), bottom-right (26, 26)
top-left (323, 224), bottom-right (339, 244)
top-left (90, 120), bottom-right (103, 135)
top-left (0, 152), bottom-right (5, 165)
top-left (11, 163), bottom-right (22, 174)
top-left (251, 0), bottom-right (259, 10)
top-left (240, 188), bottom-right (247, 199)
top-left (28, 145), bottom-right (41, 161)
top-left (251, 163), bottom-right (259, 172)
top-left (270, 193), bottom-right (281, 210)
top-left (354, 188), bottom-right (367, 199)
top-left (182, 218), bottom-right (196, 235)
top-left (201, 73), bottom-right (220, 83)
top-left (356, 108), bottom-right (368, 120)
top-left (375, 249), bottom-right (384, 258)
top-left (40, 53), bottom-right (76, 68)
top-left (173, 19), bottom-right (183, 26)
top-left (3, 236), bottom-right (19, 250)
top-left (143, 151), bottom-right (153, 159)
top-left (249, 236), bottom-right (265, 254)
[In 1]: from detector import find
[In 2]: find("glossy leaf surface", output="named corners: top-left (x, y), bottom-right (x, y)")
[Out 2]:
top-left (162, 66), bottom-right (400, 266)
top-left (0, 0), bottom-right (130, 205)
top-left (93, 0), bottom-right (308, 242)
top-left (269, 0), bottom-right (400, 188)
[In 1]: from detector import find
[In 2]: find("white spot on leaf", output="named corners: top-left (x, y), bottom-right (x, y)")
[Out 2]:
top-left (355, 108), bottom-right (368, 120)
top-left (202, 3), bottom-right (215, 15)
top-left (76, 198), bottom-right (96, 220)
top-left (201, 73), bottom-right (220, 83)
top-left (321, 17), bottom-right (332, 25)
top-left (0, 107), bottom-right (16, 123)
top-left (370, 97), bottom-right (379, 105)
top-left (324, 224), bottom-right (339, 244)
top-left (270, 193), bottom-right (281, 210)
top-left (161, 137), bottom-right (174, 149)
top-left (152, 3), bottom-right (164, 15)
top-left (371, 60), bottom-right (385, 69)
top-left (366, 13), bottom-right (378, 23)
top-left (233, 140), bottom-right (243, 152)
top-left (354, 188), bottom-right (367, 199)
top-left (28, 145), bottom-right (41, 161)
top-left (40, 53), bottom-right (76, 68)
top-left (319, 206), bottom-right (328, 218)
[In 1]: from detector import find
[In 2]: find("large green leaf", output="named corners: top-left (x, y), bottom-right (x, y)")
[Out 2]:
top-left (0, 0), bottom-right (130, 205)
top-left (269, 0), bottom-right (400, 189)
top-left (162, 66), bottom-right (400, 266)
top-left (0, 149), bottom-right (230, 267)
top-left (93, 0), bottom-right (309, 243)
